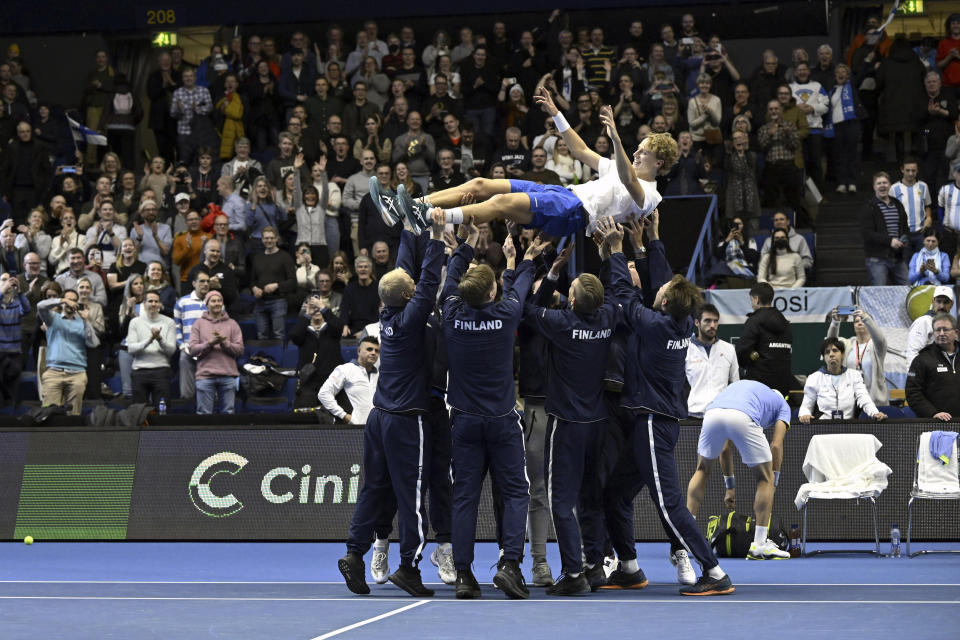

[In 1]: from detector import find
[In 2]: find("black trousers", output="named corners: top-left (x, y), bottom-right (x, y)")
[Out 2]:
top-left (131, 366), bottom-right (171, 406)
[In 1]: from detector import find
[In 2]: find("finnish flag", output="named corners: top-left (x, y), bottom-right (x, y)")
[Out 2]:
top-left (66, 115), bottom-right (107, 146)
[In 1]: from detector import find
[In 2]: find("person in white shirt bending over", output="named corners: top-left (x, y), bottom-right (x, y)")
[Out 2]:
top-left (685, 303), bottom-right (738, 418)
top-left (371, 87), bottom-right (678, 237)
top-left (317, 336), bottom-right (380, 424)
top-left (798, 337), bottom-right (887, 423)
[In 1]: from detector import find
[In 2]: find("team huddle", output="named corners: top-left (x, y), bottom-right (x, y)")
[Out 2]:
top-left (336, 90), bottom-right (787, 599)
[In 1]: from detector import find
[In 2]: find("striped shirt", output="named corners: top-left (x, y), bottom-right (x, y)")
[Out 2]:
top-left (581, 44), bottom-right (617, 86)
top-left (876, 198), bottom-right (901, 238)
top-left (938, 183), bottom-right (960, 231)
top-left (891, 180), bottom-right (931, 232)
top-left (174, 292), bottom-right (207, 350)
top-left (170, 85), bottom-right (213, 136)
top-left (0, 294), bottom-right (29, 353)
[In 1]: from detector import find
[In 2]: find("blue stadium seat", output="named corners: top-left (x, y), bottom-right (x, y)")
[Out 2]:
top-left (236, 315), bottom-right (258, 342)
top-left (280, 342), bottom-right (299, 368)
top-left (244, 395), bottom-right (290, 413)
top-left (243, 339), bottom-right (284, 366)
top-left (341, 344), bottom-right (358, 363)
top-left (17, 372), bottom-right (39, 404)
top-left (167, 398), bottom-right (196, 414)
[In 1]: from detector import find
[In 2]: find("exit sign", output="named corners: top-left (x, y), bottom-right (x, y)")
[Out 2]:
top-left (897, 0), bottom-right (924, 15)
top-left (151, 32), bottom-right (178, 47)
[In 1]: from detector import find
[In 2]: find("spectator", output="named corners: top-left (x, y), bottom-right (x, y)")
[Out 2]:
top-left (757, 228), bottom-right (805, 288)
top-left (55, 248), bottom-right (107, 306)
top-left (189, 147), bottom-right (219, 211)
top-left (106, 237), bottom-right (146, 301)
top-left (76, 276), bottom-right (106, 400)
top-left (221, 137), bottom-right (263, 196)
top-left (358, 163), bottom-right (401, 257)
top-left (937, 162), bottom-right (960, 259)
top-left (736, 282), bottom-right (794, 396)
top-left (497, 82), bottom-right (536, 146)
top-left (295, 177), bottom-right (329, 268)
top-left (909, 227), bottom-right (950, 285)
top-left (250, 226), bottom-right (296, 340)
top-left (245, 176), bottom-right (285, 250)
top-left (339, 255), bottom-right (378, 337)
top-left (174, 271), bottom-right (211, 399)
top-left (147, 51), bottom-right (180, 162)
top-left (189, 290), bottom-right (243, 414)
top-left (0, 120), bottom-right (51, 223)
top-left (757, 100), bottom-right (805, 219)
top-left (687, 73), bottom-right (722, 156)
top-left (394, 46), bottom-right (429, 107)
top-left (49, 209), bottom-right (83, 275)
top-left (714, 216), bottom-right (759, 281)
top-left (460, 46), bottom-right (500, 139)
top-left (116, 274), bottom-right (146, 399)
top-left (15, 252), bottom-right (47, 352)
top-left (131, 199), bottom-right (173, 267)
top-left (721, 130), bottom-right (761, 229)
top-left (168, 192), bottom-right (192, 236)
top-left (906, 312), bottom-right (960, 420)
top-left (759, 212), bottom-right (813, 270)
top-left (318, 335), bottom-right (380, 423)
top-left (391, 111), bottom-right (435, 193)
top-left (876, 38), bottom-right (927, 165)
top-left (331, 251), bottom-right (353, 292)
top-left (187, 238), bottom-right (238, 309)
top-left (343, 150), bottom-right (378, 252)
top-left (471, 222), bottom-right (504, 271)
top-left (37, 289), bottom-right (99, 415)
top-left (353, 114), bottom-right (392, 163)
top-left (278, 50), bottom-right (316, 118)
top-left (918, 72), bottom-right (957, 195)
top-left (127, 290), bottom-right (176, 405)
top-left (546, 137), bottom-right (587, 186)
top-left (83, 200), bottom-right (126, 269)
top-left (790, 62), bottom-right (829, 187)
top-left (342, 81), bottom-right (380, 142)
top-left (936, 13), bottom-right (960, 92)
top-left (685, 303), bottom-right (738, 417)
top-left (0, 224), bottom-right (26, 277)
top-left (829, 63), bottom-right (866, 193)
top-left (905, 285), bottom-right (955, 366)
top-left (0, 272), bottom-right (29, 405)
top-left (891, 157), bottom-right (934, 258)
top-left (422, 73), bottom-right (463, 137)
top-left (520, 146), bottom-right (561, 185)
top-left (172, 210), bottom-right (208, 286)
top-left (860, 171), bottom-right (909, 286)
top-left (663, 131), bottom-right (706, 196)
top-left (14, 208), bottom-right (51, 270)
top-left (353, 58), bottom-right (390, 110)
top-left (750, 49), bottom-right (785, 105)
top-left (98, 72), bottom-right (143, 170)
top-left (491, 126), bottom-right (530, 179)
top-left (430, 148), bottom-right (467, 192)
top-left (170, 68), bottom-right (213, 164)
top-left (265, 132), bottom-right (302, 190)
top-left (370, 241), bottom-right (394, 280)
top-left (143, 260), bottom-right (177, 315)
top-left (291, 291), bottom-right (346, 408)
top-left (456, 122), bottom-right (490, 178)
top-left (296, 242), bottom-right (322, 293)
top-left (810, 44), bottom-right (836, 91)
top-left (827, 307), bottom-right (888, 406)
top-left (798, 338), bottom-right (885, 422)
top-left (392, 161), bottom-right (423, 199)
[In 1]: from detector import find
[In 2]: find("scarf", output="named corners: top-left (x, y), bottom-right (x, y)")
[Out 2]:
top-left (725, 238), bottom-right (754, 277)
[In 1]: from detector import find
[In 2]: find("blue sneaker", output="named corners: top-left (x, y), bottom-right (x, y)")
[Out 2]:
top-left (369, 176), bottom-right (402, 227)
top-left (397, 184), bottom-right (431, 232)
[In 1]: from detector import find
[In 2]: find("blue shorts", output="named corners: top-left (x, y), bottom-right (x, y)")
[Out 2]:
top-left (509, 180), bottom-right (587, 237)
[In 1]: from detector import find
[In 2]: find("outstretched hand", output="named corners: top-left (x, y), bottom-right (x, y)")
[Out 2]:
top-left (597, 216), bottom-right (624, 252)
top-left (623, 216), bottom-right (645, 249)
top-left (534, 86), bottom-right (559, 116)
top-left (591, 230), bottom-right (610, 260)
top-left (502, 234), bottom-right (517, 261)
top-left (430, 208), bottom-right (445, 240)
top-left (524, 237), bottom-right (551, 261)
top-left (598, 105), bottom-right (618, 141)
top-left (550, 242), bottom-right (574, 276)
top-left (460, 215), bottom-right (479, 246)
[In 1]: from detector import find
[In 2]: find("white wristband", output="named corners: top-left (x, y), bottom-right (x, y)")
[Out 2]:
top-left (552, 113), bottom-right (570, 133)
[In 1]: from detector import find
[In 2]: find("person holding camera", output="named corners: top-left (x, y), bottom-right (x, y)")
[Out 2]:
top-left (909, 227), bottom-right (951, 285)
top-left (0, 271), bottom-right (29, 406)
top-left (798, 337), bottom-right (886, 422)
top-left (290, 291), bottom-right (346, 408)
top-left (37, 288), bottom-right (100, 415)
top-left (827, 307), bottom-right (888, 406)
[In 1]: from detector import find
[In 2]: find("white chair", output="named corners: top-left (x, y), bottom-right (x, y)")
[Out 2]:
top-left (794, 433), bottom-right (893, 556)
top-left (906, 431), bottom-right (960, 557)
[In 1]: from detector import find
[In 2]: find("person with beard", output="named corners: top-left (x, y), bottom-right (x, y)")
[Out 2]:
top-left (685, 303), bottom-right (738, 418)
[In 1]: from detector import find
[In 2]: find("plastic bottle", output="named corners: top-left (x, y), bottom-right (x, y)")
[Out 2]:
top-left (789, 524), bottom-right (801, 558)
top-left (890, 523), bottom-right (901, 558)
top-left (158, 397), bottom-right (167, 416)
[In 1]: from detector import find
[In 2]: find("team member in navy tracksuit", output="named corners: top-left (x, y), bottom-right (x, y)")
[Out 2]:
top-left (522, 247), bottom-right (618, 596)
top-left (598, 217), bottom-right (735, 596)
top-left (442, 220), bottom-right (545, 600)
top-left (338, 210), bottom-right (446, 598)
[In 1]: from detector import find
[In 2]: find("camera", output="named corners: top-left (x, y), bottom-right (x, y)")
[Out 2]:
top-left (681, 37), bottom-right (695, 46)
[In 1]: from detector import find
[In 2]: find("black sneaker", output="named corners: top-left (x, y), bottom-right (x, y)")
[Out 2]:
top-left (369, 176), bottom-right (403, 227)
top-left (584, 564), bottom-right (607, 592)
top-left (388, 565), bottom-right (434, 597)
top-left (338, 552), bottom-right (370, 595)
top-left (492, 559), bottom-right (529, 599)
top-left (455, 568), bottom-right (482, 599)
top-left (546, 572), bottom-right (591, 596)
top-left (679, 573), bottom-right (735, 596)
top-left (397, 183), bottom-right (431, 232)
top-left (599, 568), bottom-right (649, 590)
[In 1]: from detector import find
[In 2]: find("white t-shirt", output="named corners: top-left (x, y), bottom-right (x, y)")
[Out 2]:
top-left (570, 157), bottom-right (660, 234)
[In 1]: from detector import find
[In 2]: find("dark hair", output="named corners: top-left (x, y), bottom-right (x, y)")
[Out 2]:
top-left (922, 226), bottom-right (940, 241)
top-left (749, 281), bottom-right (774, 305)
top-left (901, 156), bottom-right (919, 168)
top-left (820, 336), bottom-right (845, 356)
top-left (359, 335), bottom-right (380, 347)
top-left (698, 303), bottom-right (720, 321)
top-left (767, 228), bottom-right (793, 280)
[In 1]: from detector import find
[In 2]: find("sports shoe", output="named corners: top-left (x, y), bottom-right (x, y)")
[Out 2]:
top-left (370, 545), bottom-right (390, 584)
top-left (847, 184), bottom-right (857, 193)
top-left (584, 563), bottom-right (606, 592)
top-left (531, 561), bottom-right (554, 587)
top-left (747, 539), bottom-right (791, 560)
top-left (598, 567), bottom-right (649, 590)
top-left (602, 554), bottom-right (619, 578)
top-left (430, 544), bottom-right (456, 585)
top-left (369, 176), bottom-right (403, 227)
top-left (835, 184), bottom-right (847, 194)
top-left (455, 568), bottom-right (482, 599)
top-left (387, 565), bottom-right (434, 597)
top-left (670, 549), bottom-right (696, 585)
top-left (545, 572), bottom-right (591, 596)
top-left (397, 183), bottom-right (431, 232)
top-left (493, 559), bottom-right (530, 599)
top-left (338, 552), bottom-right (370, 595)
top-left (679, 573), bottom-right (735, 596)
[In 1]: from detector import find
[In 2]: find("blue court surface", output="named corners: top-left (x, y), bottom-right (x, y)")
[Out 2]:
top-left (0, 541), bottom-right (957, 639)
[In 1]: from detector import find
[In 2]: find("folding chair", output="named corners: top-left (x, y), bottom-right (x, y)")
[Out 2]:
top-left (795, 434), bottom-right (892, 557)
top-left (906, 431), bottom-right (960, 557)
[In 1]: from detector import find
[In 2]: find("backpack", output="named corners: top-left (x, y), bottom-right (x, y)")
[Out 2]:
top-left (241, 354), bottom-right (295, 396)
top-left (706, 511), bottom-right (754, 558)
top-left (113, 92), bottom-right (134, 116)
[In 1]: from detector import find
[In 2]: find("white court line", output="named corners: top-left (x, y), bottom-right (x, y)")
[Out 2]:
top-left (0, 581), bottom-right (957, 586)
top-left (307, 600), bottom-right (427, 639)
top-left (0, 597), bottom-right (954, 605)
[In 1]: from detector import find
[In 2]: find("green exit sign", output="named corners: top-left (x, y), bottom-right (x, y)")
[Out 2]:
top-left (151, 32), bottom-right (178, 47)
top-left (897, 0), bottom-right (924, 15)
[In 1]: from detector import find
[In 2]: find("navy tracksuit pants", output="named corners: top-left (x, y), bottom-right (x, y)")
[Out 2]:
top-left (426, 393), bottom-right (453, 544)
top-left (451, 409), bottom-right (529, 570)
top-left (545, 416), bottom-right (605, 574)
top-left (347, 408), bottom-right (429, 568)
top-left (604, 412), bottom-right (718, 572)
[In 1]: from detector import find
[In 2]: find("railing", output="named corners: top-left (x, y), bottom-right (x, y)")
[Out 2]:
top-left (677, 194), bottom-right (720, 285)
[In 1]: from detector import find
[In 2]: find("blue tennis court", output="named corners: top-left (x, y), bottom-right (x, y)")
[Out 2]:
top-left (1, 541), bottom-right (957, 639)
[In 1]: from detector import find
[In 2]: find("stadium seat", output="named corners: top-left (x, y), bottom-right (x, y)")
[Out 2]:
top-left (341, 344), bottom-right (358, 363)
top-left (17, 372), bottom-right (39, 404)
top-left (280, 342), bottom-right (299, 368)
top-left (243, 339), bottom-right (284, 366)
top-left (244, 395), bottom-right (290, 413)
top-left (236, 315), bottom-right (258, 342)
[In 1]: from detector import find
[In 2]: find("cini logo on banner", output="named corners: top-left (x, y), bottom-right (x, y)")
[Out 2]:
top-left (189, 452), bottom-right (362, 518)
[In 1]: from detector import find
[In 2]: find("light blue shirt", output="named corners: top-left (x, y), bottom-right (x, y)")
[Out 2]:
top-left (706, 379), bottom-right (791, 429)
top-left (891, 181), bottom-right (930, 233)
top-left (939, 183), bottom-right (960, 232)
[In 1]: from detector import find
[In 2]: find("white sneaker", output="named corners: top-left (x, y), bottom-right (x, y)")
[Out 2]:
top-left (371, 545), bottom-right (390, 583)
top-left (747, 539), bottom-right (791, 560)
top-left (602, 554), bottom-right (619, 578)
top-left (835, 184), bottom-right (847, 193)
top-left (847, 184), bottom-right (857, 193)
top-left (430, 544), bottom-right (456, 585)
top-left (670, 549), bottom-right (697, 585)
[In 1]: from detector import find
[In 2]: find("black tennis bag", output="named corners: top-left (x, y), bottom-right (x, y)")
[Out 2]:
top-left (707, 511), bottom-right (754, 558)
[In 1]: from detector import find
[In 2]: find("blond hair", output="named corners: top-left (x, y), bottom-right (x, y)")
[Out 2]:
top-left (662, 274), bottom-right (703, 320)
top-left (644, 133), bottom-right (680, 175)
top-left (378, 268), bottom-right (413, 307)
top-left (572, 273), bottom-right (604, 314)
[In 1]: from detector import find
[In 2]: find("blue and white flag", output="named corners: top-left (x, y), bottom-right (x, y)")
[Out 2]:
top-left (66, 115), bottom-right (107, 146)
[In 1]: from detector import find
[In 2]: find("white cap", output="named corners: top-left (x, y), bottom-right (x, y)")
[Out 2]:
top-left (174, 192), bottom-right (191, 204)
top-left (934, 285), bottom-right (955, 302)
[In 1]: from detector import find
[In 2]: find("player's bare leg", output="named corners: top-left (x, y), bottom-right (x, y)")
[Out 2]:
top-left (424, 178), bottom-right (513, 208)
top-left (433, 192), bottom-right (534, 227)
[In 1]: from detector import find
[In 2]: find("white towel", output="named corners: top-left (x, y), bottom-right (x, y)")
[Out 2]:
top-left (917, 432), bottom-right (960, 496)
top-left (795, 434), bottom-right (893, 509)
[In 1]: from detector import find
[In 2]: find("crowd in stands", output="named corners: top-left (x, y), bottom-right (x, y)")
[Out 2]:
top-left (1, 9), bottom-right (960, 416)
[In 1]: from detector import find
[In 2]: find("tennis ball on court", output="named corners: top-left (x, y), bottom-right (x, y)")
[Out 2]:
top-left (23, 536), bottom-right (33, 545)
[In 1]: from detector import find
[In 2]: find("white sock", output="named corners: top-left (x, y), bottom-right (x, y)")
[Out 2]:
top-left (446, 207), bottom-right (464, 224)
top-left (621, 558), bottom-right (638, 573)
top-left (374, 538), bottom-right (388, 550)
top-left (439, 542), bottom-right (452, 553)
top-left (707, 566), bottom-right (726, 579)
top-left (754, 525), bottom-right (768, 546)
top-left (568, 572), bottom-right (581, 578)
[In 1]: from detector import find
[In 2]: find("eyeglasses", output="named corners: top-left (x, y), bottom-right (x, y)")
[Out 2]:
top-left (933, 327), bottom-right (956, 334)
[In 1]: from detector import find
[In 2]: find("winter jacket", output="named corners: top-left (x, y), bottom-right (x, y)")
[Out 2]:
top-left (736, 306), bottom-right (795, 396)
top-left (875, 39), bottom-right (927, 135)
top-left (799, 366), bottom-right (880, 419)
top-left (905, 341), bottom-right (960, 417)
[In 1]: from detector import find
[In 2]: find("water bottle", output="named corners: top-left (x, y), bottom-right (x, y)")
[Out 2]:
top-left (889, 523), bottom-right (901, 558)
top-left (788, 524), bottom-right (801, 558)
top-left (158, 397), bottom-right (167, 416)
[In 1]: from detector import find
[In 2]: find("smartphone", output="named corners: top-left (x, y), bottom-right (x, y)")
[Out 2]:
top-left (681, 37), bottom-right (695, 46)
top-left (61, 166), bottom-right (78, 174)
top-left (836, 305), bottom-right (857, 316)
top-left (506, 77), bottom-right (518, 85)
top-left (657, 83), bottom-right (672, 91)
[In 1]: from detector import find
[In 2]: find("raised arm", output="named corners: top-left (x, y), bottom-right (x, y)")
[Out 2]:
top-left (598, 104), bottom-right (647, 210)
top-left (534, 86), bottom-right (602, 171)
top-left (440, 216), bottom-right (478, 304)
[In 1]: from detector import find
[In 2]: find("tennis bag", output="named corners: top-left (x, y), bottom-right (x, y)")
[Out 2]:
top-left (706, 511), bottom-right (753, 558)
